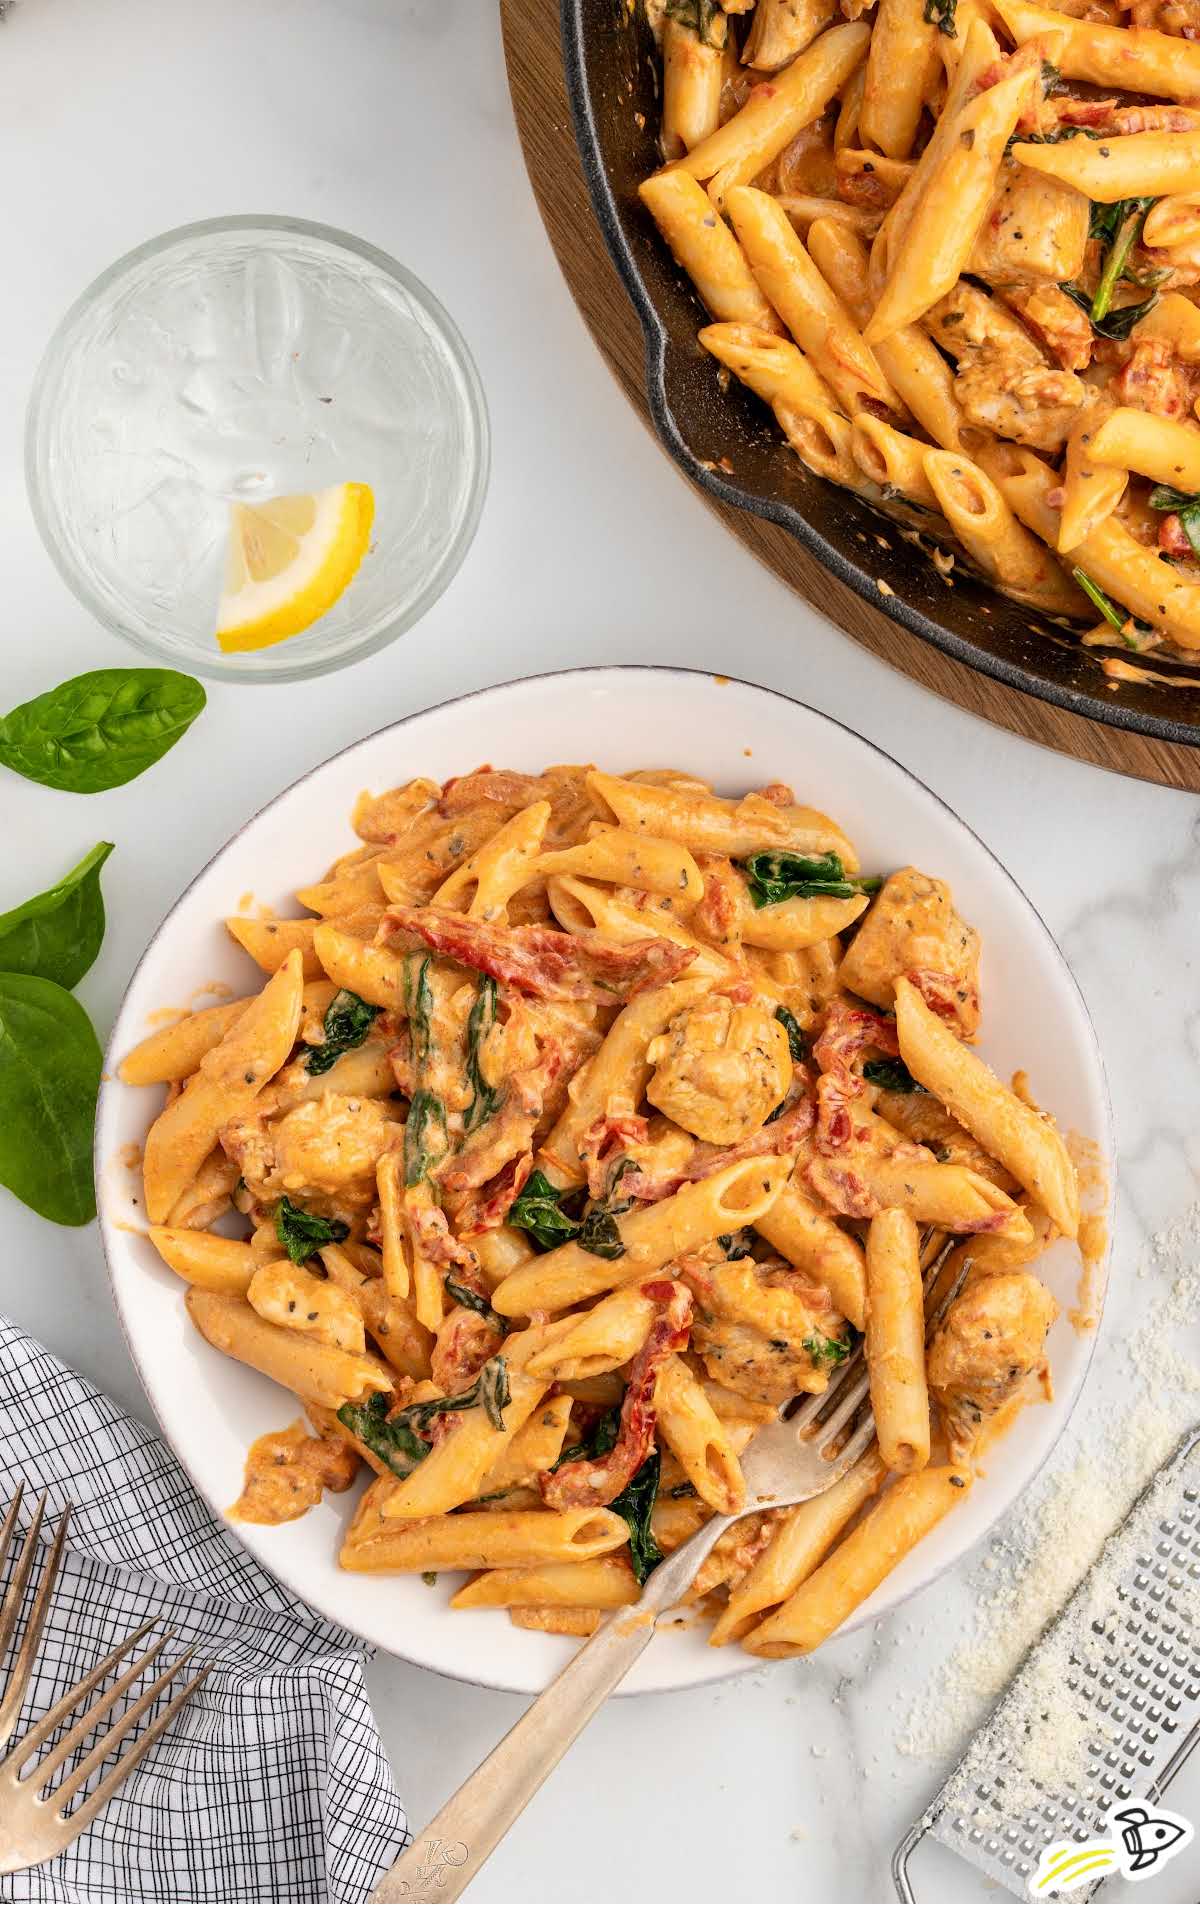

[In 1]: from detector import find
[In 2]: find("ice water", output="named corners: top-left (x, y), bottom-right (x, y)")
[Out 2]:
top-left (29, 220), bottom-right (487, 677)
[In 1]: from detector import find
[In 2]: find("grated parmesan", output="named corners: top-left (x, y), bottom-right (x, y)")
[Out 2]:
top-left (895, 1203), bottom-right (1200, 1808)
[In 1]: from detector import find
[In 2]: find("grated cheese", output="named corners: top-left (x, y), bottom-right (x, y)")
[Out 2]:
top-left (896, 1202), bottom-right (1200, 1806)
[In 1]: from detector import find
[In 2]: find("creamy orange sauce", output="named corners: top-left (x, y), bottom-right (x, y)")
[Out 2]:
top-left (117, 1142), bottom-right (144, 1172)
top-left (230, 1420), bottom-right (358, 1525)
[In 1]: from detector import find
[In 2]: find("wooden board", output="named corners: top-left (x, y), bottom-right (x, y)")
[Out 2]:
top-left (499, 0), bottom-right (1200, 793)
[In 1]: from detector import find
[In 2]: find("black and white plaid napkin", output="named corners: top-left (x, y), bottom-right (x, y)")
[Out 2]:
top-left (0, 1316), bottom-right (408, 1903)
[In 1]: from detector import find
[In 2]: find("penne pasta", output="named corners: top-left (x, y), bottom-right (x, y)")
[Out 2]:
top-left (864, 1210), bottom-right (930, 1474)
top-left (894, 976), bottom-right (1080, 1238)
top-left (137, 760), bottom-right (1081, 1659)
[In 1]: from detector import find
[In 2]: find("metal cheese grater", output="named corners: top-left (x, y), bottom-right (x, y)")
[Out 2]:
top-left (893, 1423), bottom-right (1200, 1901)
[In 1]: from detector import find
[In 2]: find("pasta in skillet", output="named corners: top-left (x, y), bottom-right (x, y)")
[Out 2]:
top-left (636, 0), bottom-right (1200, 661)
top-left (125, 763), bottom-right (1079, 1653)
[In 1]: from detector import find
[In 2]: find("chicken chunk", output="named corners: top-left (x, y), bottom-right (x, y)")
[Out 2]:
top-left (837, 867), bottom-right (981, 1037)
top-left (969, 162), bottom-right (1089, 286)
top-left (927, 1270), bottom-right (1058, 1461)
top-left (223, 1092), bottom-right (401, 1209)
top-left (925, 285), bottom-right (1088, 452)
top-left (685, 1256), bottom-right (849, 1404)
top-left (247, 1260), bottom-right (366, 1353)
top-left (645, 996), bottom-right (792, 1144)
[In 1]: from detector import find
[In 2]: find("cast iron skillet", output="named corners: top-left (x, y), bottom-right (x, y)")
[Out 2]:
top-left (561, 0), bottom-right (1200, 747)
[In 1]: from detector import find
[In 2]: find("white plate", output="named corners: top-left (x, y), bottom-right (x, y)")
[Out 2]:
top-left (96, 668), bottom-right (1112, 1695)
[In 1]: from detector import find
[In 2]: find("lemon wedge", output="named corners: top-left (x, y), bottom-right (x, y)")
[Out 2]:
top-left (215, 482), bottom-right (375, 653)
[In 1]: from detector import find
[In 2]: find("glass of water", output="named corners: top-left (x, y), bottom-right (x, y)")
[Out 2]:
top-left (26, 216), bottom-right (489, 682)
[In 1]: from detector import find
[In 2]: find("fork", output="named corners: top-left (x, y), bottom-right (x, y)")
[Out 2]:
top-left (0, 1485), bottom-right (209, 1876)
top-left (372, 1245), bottom-right (964, 1903)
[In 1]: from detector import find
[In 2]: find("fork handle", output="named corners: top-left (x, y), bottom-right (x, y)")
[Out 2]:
top-left (369, 1513), bottom-right (732, 1903)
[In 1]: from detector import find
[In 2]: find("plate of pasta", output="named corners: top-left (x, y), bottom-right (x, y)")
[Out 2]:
top-left (97, 668), bottom-right (1111, 1692)
top-left (560, 0), bottom-right (1200, 742)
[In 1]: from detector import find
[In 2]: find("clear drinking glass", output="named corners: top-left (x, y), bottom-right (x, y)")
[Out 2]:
top-left (26, 216), bottom-right (489, 682)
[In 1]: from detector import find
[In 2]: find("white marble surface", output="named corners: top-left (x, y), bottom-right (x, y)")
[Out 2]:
top-left (1, 1), bottom-right (1199, 1900)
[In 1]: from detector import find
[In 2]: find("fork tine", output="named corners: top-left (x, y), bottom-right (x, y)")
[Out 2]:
top-left (811, 1367), bottom-right (871, 1446)
top-left (0, 1499), bottom-right (68, 1753)
top-left (49, 1646), bottom-right (201, 1810)
top-left (50, 1662), bottom-right (210, 1835)
top-left (0, 1491), bottom-right (46, 1668)
top-left (789, 1345), bottom-right (865, 1431)
top-left (0, 1484), bottom-right (25, 1582)
top-left (17, 1626), bottom-right (171, 1788)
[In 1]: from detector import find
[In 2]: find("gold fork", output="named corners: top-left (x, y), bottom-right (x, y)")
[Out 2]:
top-left (0, 1485), bottom-right (210, 1875)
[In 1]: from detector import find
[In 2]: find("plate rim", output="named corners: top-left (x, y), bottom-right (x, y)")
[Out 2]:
top-left (95, 663), bottom-right (1115, 1694)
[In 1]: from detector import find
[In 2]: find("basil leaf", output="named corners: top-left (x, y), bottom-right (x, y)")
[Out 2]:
top-left (464, 976), bottom-right (502, 1133)
top-left (404, 1089), bottom-right (448, 1186)
top-left (444, 1276), bottom-right (502, 1329)
top-left (923, 0), bottom-right (956, 35)
top-left (804, 1330), bottom-right (853, 1369)
top-left (306, 987), bottom-right (380, 1076)
top-left (610, 1452), bottom-right (664, 1586)
top-left (775, 1004), bottom-right (808, 1064)
top-left (0, 669), bottom-right (205, 793)
top-left (337, 1393), bottom-right (430, 1478)
top-left (740, 850), bottom-right (881, 909)
top-left (274, 1197), bottom-right (349, 1264)
top-left (862, 1057), bottom-right (924, 1094)
top-left (509, 1169), bottom-right (582, 1250)
top-left (0, 842), bottom-right (113, 989)
top-left (478, 1356), bottom-right (511, 1431)
top-left (0, 973), bottom-right (101, 1225)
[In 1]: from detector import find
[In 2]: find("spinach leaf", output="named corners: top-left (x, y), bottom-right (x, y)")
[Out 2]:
top-left (804, 1330), bottom-right (853, 1369)
top-left (402, 954), bottom-right (434, 1070)
top-left (274, 1197), bottom-right (349, 1263)
top-left (578, 1158), bottom-right (638, 1261)
top-left (862, 1057), bottom-right (924, 1094)
top-left (338, 1392), bottom-right (430, 1477)
top-left (923, 0), bottom-right (956, 34)
top-left (0, 973), bottom-right (101, 1225)
top-left (664, 0), bottom-right (724, 44)
top-left (478, 1356), bottom-right (511, 1431)
top-left (464, 976), bottom-right (502, 1133)
top-left (775, 1004), bottom-right (808, 1064)
top-left (306, 988), bottom-right (380, 1076)
top-left (740, 850), bottom-right (881, 909)
top-left (0, 842), bottom-right (113, 989)
top-left (1149, 485), bottom-right (1200, 559)
top-left (509, 1169), bottom-right (582, 1250)
top-left (1071, 568), bottom-right (1155, 649)
top-left (553, 1404), bottom-right (622, 1470)
top-left (718, 1229), bottom-right (756, 1260)
top-left (0, 670), bottom-right (205, 793)
top-left (1060, 280), bottom-right (1158, 341)
top-left (610, 1452), bottom-right (664, 1586)
top-left (404, 1089), bottom-right (448, 1186)
top-left (1089, 197), bottom-right (1156, 325)
top-left (444, 1276), bottom-right (502, 1329)
top-left (669, 1481), bottom-right (698, 1499)
top-left (337, 1354), bottom-right (512, 1478)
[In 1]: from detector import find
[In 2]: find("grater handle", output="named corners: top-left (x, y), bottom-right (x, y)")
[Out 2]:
top-left (891, 1818), bottom-right (926, 1901)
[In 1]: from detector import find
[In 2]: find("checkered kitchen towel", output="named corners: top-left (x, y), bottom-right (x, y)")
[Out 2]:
top-left (0, 1316), bottom-right (408, 1903)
